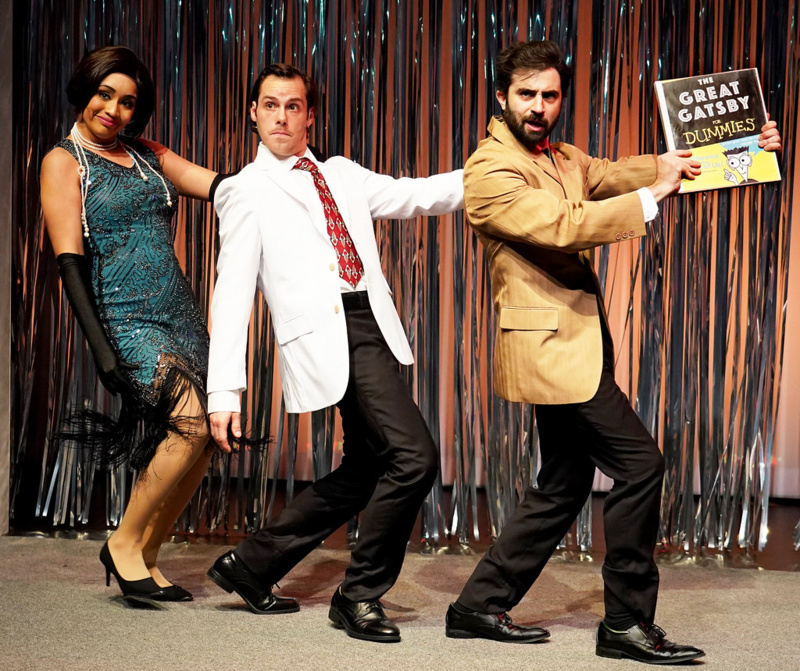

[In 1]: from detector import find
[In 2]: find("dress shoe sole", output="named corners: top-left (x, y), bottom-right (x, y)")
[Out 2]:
top-left (596, 645), bottom-right (705, 664)
top-left (329, 608), bottom-right (401, 643)
top-left (446, 627), bottom-right (549, 643)
top-left (207, 567), bottom-right (300, 615)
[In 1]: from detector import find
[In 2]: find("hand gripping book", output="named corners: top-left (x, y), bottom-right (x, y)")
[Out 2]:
top-left (654, 68), bottom-right (781, 192)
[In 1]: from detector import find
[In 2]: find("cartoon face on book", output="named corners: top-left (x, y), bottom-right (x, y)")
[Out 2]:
top-left (722, 145), bottom-right (754, 184)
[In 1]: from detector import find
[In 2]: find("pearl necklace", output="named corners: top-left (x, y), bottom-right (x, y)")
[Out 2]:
top-left (70, 123), bottom-right (174, 238)
top-left (71, 123), bottom-right (119, 150)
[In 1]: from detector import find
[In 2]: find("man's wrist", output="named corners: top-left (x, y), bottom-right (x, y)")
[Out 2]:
top-left (207, 390), bottom-right (241, 414)
top-left (637, 187), bottom-right (660, 221)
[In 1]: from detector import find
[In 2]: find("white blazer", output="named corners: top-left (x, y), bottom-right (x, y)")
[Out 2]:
top-left (208, 144), bottom-right (464, 414)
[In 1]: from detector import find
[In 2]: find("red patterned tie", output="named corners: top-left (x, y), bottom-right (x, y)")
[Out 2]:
top-left (293, 157), bottom-right (365, 288)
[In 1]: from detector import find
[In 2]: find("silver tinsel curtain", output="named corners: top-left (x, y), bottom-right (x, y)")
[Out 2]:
top-left (11, 0), bottom-right (799, 553)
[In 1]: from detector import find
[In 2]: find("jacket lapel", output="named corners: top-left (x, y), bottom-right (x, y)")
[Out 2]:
top-left (489, 117), bottom-right (566, 196)
top-left (532, 152), bottom-right (563, 190)
top-left (254, 145), bottom-right (329, 240)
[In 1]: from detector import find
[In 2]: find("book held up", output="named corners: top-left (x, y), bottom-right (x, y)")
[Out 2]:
top-left (654, 69), bottom-right (780, 193)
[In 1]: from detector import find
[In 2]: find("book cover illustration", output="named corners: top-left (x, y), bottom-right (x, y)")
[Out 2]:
top-left (654, 69), bottom-right (781, 193)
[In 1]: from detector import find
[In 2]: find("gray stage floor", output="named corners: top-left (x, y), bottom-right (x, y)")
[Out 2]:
top-left (1, 536), bottom-right (799, 670)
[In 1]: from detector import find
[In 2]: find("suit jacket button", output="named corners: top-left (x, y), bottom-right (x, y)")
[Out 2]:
top-left (622, 232), bottom-right (628, 239)
top-left (629, 229), bottom-right (636, 236)
top-left (615, 233), bottom-right (622, 240)
top-left (334, 305), bottom-right (340, 314)
top-left (329, 263), bottom-right (336, 271)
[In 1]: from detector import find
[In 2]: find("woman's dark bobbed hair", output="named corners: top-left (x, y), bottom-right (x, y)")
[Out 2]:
top-left (66, 46), bottom-right (155, 138)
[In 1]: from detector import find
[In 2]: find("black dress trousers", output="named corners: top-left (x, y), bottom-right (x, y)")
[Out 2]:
top-left (234, 297), bottom-right (439, 602)
top-left (456, 334), bottom-right (665, 626)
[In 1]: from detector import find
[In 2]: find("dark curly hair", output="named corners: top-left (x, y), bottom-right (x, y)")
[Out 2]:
top-left (67, 46), bottom-right (155, 138)
top-left (495, 40), bottom-right (572, 98)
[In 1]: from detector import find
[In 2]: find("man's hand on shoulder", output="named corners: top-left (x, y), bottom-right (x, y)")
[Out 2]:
top-left (758, 120), bottom-right (782, 152)
top-left (647, 150), bottom-right (702, 202)
top-left (210, 411), bottom-right (242, 453)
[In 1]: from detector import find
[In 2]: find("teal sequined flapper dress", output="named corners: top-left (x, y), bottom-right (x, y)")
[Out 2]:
top-left (54, 138), bottom-right (209, 468)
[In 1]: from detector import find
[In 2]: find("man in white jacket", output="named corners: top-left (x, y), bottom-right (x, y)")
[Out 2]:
top-left (206, 63), bottom-right (463, 643)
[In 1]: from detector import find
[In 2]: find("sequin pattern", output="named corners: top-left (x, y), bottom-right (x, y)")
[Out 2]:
top-left (56, 139), bottom-right (209, 406)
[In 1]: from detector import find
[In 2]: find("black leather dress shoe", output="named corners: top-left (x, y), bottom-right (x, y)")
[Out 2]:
top-left (445, 602), bottom-right (550, 643)
top-left (596, 622), bottom-right (705, 664)
top-left (329, 589), bottom-right (401, 642)
top-left (207, 551), bottom-right (299, 615)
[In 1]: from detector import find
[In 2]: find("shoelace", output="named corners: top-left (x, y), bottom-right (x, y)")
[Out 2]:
top-left (642, 622), bottom-right (667, 650)
top-left (496, 612), bottom-right (517, 630)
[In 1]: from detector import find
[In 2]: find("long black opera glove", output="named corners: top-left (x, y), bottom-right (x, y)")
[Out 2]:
top-left (57, 252), bottom-right (139, 396)
top-left (208, 171), bottom-right (237, 201)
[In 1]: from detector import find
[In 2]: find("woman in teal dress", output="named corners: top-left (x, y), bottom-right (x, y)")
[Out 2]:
top-left (40, 46), bottom-right (225, 603)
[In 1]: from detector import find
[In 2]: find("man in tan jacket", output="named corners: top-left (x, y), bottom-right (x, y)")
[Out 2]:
top-left (445, 40), bottom-right (781, 664)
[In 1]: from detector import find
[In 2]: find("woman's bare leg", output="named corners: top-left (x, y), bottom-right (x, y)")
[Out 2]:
top-left (141, 447), bottom-right (213, 586)
top-left (105, 386), bottom-right (209, 582)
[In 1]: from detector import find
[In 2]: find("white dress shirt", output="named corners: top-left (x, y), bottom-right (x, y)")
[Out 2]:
top-left (636, 187), bottom-right (659, 221)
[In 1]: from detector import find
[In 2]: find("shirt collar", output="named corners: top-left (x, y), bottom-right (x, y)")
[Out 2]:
top-left (256, 142), bottom-right (318, 171)
top-left (535, 138), bottom-right (552, 156)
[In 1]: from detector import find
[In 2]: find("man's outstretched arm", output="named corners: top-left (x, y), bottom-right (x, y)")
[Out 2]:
top-left (465, 148), bottom-right (700, 253)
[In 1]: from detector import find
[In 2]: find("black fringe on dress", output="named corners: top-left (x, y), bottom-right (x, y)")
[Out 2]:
top-left (59, 368), bottom-right (267, 471)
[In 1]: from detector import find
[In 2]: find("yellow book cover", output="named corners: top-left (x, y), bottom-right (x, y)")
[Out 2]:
top-left (654, 69), bottom-right (781, 193)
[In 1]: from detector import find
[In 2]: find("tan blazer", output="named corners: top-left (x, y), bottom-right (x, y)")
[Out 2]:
top-left (464, 117), bottom-right (658, 405)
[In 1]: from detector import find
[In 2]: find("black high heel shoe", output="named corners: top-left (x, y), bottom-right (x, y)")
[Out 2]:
top-left (99, 541), bottom-right (167, 603)
top-left (158, 584), bottom-right (193, 602)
